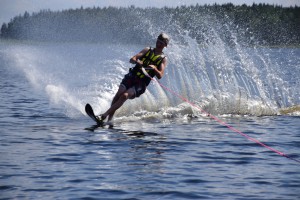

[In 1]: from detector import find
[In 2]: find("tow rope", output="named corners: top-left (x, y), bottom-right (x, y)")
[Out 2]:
top-left (142, 67), bottom-right (300, 164)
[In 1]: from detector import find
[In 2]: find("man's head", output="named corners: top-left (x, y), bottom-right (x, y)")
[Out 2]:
top-left (157, 33), bottom-right (170, 47)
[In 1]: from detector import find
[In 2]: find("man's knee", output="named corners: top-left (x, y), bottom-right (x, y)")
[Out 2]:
top-left (116, 88), bottom-right (135, 102)
top-left (126, 88), bottom-right (136, 99)
top-left (116, 85), bottom-right (126, 96)
top-left (121, 92), bottom-right (129, 100)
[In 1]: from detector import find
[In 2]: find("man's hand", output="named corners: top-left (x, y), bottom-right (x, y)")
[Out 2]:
top-left (136, 59), bottom-right (143, 67)
top-left (147, 65), bottom-right (157, 70)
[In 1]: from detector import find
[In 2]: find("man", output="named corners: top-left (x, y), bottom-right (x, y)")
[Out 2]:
top-left (97, 33), bottom-right (170, 123)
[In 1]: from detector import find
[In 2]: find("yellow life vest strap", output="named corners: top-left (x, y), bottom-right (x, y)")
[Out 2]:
top-left (136, 48), bottom-right (165, 79)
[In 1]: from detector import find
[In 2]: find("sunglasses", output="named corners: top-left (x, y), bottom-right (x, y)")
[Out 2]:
top-left (157, 38), bottom-right (167, 46)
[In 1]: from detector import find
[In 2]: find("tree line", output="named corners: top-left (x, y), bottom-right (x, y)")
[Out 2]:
top-left (1, 3), bottom-right (299, 46)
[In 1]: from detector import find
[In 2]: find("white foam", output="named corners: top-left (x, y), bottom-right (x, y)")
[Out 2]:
top-left (45, 84), bottom-right (85, 116)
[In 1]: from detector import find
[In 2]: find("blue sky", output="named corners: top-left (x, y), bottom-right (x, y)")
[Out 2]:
top-left (1, 0), bottom-right (299, 24)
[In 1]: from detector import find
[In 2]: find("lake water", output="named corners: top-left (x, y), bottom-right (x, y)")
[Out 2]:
top-left (0, 40), bottom-right (300, 199)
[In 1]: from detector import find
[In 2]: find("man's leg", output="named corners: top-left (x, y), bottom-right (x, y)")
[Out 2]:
top-left (106, 85), bottom-right (126, 121)
top-left (111, 85), bottom-right (127, 106)
top-left (102, 87), bottom-right (135, 121)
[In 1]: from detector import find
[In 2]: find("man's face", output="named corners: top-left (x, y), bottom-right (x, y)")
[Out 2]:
top-left (156, 39), bottom-right (167, 48)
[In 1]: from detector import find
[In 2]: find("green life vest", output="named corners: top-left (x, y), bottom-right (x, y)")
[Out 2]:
top-left (133, 47), bottom-right (165, 82)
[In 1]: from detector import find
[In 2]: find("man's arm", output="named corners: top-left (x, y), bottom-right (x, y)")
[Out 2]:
top-left (129, 47), bottom-right (149, 66)
top-left (149, 57), bottom-right (167, 79)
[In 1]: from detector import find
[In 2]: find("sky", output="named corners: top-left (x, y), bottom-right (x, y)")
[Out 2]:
top-left (0, 0), bottom-right (299, 25)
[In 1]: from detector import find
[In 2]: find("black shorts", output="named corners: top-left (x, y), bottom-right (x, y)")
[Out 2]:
top-left (120, 72), bottom-right (147, 98)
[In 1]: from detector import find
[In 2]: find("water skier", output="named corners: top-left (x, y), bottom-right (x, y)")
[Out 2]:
top-left (97, 33), bottom-right (170, 123)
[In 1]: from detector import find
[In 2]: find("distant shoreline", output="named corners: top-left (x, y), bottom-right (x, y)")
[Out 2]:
top-left (1, 4), bottom-right (299, 46)
top-left (2, 38), bottom-right (300, 49)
